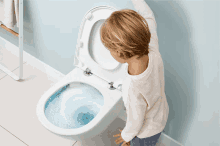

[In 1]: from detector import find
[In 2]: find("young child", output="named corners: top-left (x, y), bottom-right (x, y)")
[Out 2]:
top-left (100, 0), bottom-right (169, 146)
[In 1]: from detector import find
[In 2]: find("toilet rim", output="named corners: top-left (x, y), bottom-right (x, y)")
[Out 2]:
top-left (36, 79), bottom-right (113, 136)
top-left (36, 68), bottom-right (121, 136)
top-left (75, 5), bottom-right (117, 70)
top-left (76, 5), bottom-right (117, 49)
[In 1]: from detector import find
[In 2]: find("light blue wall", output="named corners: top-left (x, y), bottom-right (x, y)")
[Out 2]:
top-left (0, 0), bottom-right (220, 146)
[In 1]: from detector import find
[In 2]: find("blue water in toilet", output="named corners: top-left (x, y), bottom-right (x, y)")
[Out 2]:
top-left (44, 82), bottom-right (104, 129)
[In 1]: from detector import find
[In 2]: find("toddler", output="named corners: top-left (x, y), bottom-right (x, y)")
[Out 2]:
top-left (100, 0), bottom-right (169, 146)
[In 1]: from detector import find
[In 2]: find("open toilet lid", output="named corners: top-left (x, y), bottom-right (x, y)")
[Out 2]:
top-left (74, 6), bottom-right (128, 87)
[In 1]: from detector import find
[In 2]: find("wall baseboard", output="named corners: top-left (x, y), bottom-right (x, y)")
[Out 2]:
top-left (0, 36), bottom-right (183, 146)
top-left (0, 36), bottom-right (64, 81)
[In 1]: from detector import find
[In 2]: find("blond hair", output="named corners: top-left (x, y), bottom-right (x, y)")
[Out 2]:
top-left (100, 9), bottom-right (151, 60)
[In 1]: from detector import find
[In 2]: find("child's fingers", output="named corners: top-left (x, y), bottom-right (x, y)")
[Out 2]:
top-left (116, 138), bottom-right (125, 145)
top-left (121, 141), bottom-right (128, 146)
top-left (128, 141), bottom-right (131, 146)
top-left (113, 129), bottom-right (122, 137)
top-left (113, 134), bottom-right (120, 137)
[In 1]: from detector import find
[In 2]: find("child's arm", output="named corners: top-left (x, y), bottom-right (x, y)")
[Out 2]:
top-left (131, 0), bottom-right (159, 52)
top-left (121, 93), bottom-right (147, 142)
top-left (131, 0), bottom-right (157, 32)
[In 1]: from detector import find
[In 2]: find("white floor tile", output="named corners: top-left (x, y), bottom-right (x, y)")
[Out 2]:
top-left (0, 45), bottom-right (26, 79)
top-left (0, 69), bottom-right (7, 80)
top-left (0, 62), bottom-right (76, 146)
top-left (0, 126), bottom-right (27, 146)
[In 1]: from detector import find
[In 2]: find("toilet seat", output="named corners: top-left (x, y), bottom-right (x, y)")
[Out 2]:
top-left (74, 6), bottom-right (127, 88)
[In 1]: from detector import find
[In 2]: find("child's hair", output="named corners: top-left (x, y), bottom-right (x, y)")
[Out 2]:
top-left (100, 9), bottom-right (151, 60)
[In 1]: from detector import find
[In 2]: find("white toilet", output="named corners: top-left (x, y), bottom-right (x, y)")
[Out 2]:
top-left (36, 5), bottom-right (127, 145)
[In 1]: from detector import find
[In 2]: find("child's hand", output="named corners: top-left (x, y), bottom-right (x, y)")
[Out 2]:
top-left (113, 129), bottom-right (130, 146)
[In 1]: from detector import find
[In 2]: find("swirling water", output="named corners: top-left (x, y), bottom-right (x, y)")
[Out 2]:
top-left (44, 82), bottom-right (104, 129)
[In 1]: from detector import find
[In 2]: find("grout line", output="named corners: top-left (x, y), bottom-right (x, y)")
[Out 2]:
top-left (0, 125), bottom-right (29, 146)
top-left (73, 141), bottom-right (77, 146)
top-left (0, 62), bottom-right (27, 80)
top-left (0, 73), bottom-right (7, 80)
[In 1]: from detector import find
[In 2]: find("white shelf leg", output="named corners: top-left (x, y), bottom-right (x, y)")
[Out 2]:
top-left (0, 0), bottom-right (23, 81)
top-left (19, 0), bottom-right (23, 80)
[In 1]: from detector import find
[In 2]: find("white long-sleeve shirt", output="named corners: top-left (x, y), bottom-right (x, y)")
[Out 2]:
top-left (121, 0), bottom-right (169, 142)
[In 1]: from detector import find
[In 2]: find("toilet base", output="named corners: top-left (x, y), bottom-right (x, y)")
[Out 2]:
top-left (73, 117), bottom-right (126, 146)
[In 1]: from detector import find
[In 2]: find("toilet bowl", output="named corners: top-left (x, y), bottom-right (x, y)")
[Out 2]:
top-left (36, 5), bottom-right (127, 145)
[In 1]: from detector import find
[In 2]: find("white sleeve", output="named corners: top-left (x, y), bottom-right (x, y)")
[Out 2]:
top-left (121, 93), bottom-right (147, 142)
top-left (131, 0), bottom-right (157, 31)
top-left (131, 0), bottom-right (159, 52)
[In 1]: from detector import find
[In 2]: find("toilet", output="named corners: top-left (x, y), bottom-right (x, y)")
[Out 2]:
top-left (36, 5), bottom-right (128, 145)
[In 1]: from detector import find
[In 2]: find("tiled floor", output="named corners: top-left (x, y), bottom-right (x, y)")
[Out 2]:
top-left (0, 46), bottom-right (164, 146)
top-left (0, 46), bottom-right (75, 146)
top-left (0, 64), bottom-right (76, 145)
